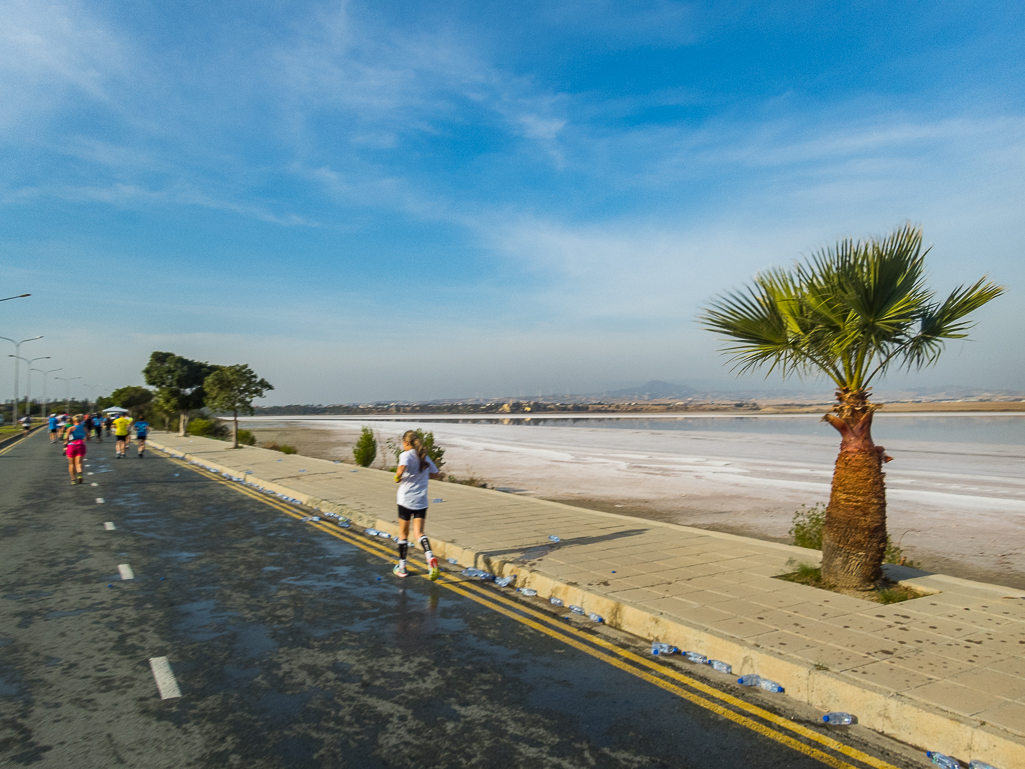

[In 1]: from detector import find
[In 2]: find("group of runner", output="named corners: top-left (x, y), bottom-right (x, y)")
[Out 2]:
top-left (48, 410), bottom-right (149, 484)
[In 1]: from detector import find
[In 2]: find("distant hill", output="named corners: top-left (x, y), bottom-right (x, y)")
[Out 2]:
top-left (604, 380), bottom-right (697, 400)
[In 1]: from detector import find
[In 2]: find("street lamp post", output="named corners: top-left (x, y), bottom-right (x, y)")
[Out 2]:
top-left (11, 355), bottom-right (50, 419)
top-left (0, 294), bottom-right (31, 303)
top-left (31, 367), bottom-right (62, 417)
top-left (0, 336), bottom-right (43, 423)
top-left (55, 376), bottom-right (81, 414)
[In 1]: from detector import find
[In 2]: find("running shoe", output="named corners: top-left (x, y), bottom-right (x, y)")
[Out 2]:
top-left (393, 563), bottom-right (408, 578)
top-left (428, 556), bottom-right (440, 581)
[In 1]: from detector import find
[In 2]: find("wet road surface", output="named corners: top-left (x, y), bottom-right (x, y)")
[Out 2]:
top-left (0, 431), bottom-right (920, 768)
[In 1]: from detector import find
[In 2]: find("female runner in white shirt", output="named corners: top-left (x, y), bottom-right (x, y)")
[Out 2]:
top-left (393, 430), bottom-right (441, 579)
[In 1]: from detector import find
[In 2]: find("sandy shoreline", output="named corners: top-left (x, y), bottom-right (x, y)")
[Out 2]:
top-left (239, 417), bottom-right (1025, 590)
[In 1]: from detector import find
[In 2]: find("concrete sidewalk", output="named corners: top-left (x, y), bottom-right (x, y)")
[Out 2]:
top-left (150, 433), bottom-right (1025, 768)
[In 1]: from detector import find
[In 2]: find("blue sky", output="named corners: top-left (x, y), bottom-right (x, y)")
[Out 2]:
top-left (2, 0), bottom-right (1023, 404)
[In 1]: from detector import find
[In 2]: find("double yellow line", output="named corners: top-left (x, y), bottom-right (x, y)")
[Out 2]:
top-left (164, 451), bottom-right (902, 769)
top-left (0, 425), bottom-right (40, 456)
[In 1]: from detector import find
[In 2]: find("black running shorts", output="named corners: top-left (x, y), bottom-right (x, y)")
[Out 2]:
top-left (397, 505), bottom-right (427, 521)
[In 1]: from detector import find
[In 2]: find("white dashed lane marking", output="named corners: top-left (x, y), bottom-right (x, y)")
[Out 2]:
top-left (148, 657), bottom-right (182, 700)
top-left (118, 564), bottom-right (134, 580)
top-left (104, 522), bottom-right (116, 530)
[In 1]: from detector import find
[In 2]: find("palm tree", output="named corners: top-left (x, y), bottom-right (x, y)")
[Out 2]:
top-left (700, 224), bottom-right (1003, 591)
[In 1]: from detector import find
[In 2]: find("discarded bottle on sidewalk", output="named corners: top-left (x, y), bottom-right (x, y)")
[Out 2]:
top-left (518, 588), bottom-right (537, 597)
top-left (758, 678), bottom-right (785, 693)
top-left (432, 498), bottom-right (443, 503)
top-left (707, 660), bottom-right (732, 674)
top-left (548, 535), bottom-right (561, 543)
top-left (569, 605), bottom-right (585, 615)
top-left (366, 529), bottom-right (379, 536)
top-left (549, 597), bottom-right (564, 607)
top-left (652, 643), bottom-right (678, 656)
top-left (926, 753), bottom-right (962, 769)
top-left (447, 557), bottom-right (458, 564)
top-left (968, 760), bottom-right (999, 769)
top-left (496, 576), bottom-right (515, 587)
top-left (683, 651), bottom-right (707, 664)
top-left (461, 568), bottom-right (481, 578)
top-left (589, 613), bottom-right (604, 623)
top-left (822, 712), bottom-right (855, 725)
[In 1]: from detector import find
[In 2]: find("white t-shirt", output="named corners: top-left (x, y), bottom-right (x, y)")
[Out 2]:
top-left (396, 450), bottom-right (438, 510)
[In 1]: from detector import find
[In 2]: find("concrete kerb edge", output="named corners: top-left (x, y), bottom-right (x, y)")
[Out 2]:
top-left (147, 438), bottom-right (1025, 767)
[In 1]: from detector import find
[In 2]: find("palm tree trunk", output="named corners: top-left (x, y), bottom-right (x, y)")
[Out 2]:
top-left (820, 388), bottom-right (889, 591)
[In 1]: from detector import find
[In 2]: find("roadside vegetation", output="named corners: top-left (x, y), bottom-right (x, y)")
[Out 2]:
top-left (263, 442), bottom-right (297, 454)
top-left (703, 223), bottom-right (1002, 594)
top-left (352, 427), bottom-right (377, 467)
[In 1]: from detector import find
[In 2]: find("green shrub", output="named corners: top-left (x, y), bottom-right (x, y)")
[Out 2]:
top-left (263, 441), bottom-right (297, 454)
top-left (236, 429), bottom-right (256, 446)
top-left (187, 417), bottom-right (229, 438)
top-left (789, 503), bottom-right (826, 549)
top-left (390, 429), bottom-right (445, 469)
top-left (352, 427), bottom-right (377, 467)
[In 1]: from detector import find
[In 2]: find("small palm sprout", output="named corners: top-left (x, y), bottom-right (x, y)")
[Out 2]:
top-left (700, 223), bottom-right (1003, 591)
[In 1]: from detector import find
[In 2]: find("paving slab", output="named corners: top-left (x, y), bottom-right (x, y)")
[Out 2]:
top-left (151, 434), bottom-right (1025, 768)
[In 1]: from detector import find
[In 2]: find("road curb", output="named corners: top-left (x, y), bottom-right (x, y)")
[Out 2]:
top-left (148, 437), bottom-right (1025, 768)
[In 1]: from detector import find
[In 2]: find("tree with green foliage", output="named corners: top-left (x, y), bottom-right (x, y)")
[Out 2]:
top-left (143, 352), bottom-right (219, 436)
top-left (204, 364), bottom-right (274, 448)
top-left (701, 223), bottom-right (1003, 592)
top-left (97, 386), bottom-right (153, 417)
top-left (352, 426), bottom-right (377, 467)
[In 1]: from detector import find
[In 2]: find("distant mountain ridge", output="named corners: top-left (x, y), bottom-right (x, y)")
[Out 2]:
top-left (604, 380), bottom-right (697, 400)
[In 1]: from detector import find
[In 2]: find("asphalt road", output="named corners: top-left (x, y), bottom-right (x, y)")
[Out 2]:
top-left (0, 430), bottom-right (921, 768)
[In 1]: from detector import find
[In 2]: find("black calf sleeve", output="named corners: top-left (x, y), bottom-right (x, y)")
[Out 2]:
top-left (418, 535), bottom-right (432, 553)
top-left (398, 540), bottom-right (408, 560)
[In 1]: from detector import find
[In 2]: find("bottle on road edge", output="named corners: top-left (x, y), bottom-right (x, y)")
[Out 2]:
top-left (822, 712), bottom-right (854, 725)
top-left (651, 643), bottom-right (678, 655)
top-left (683, 651), bottom-right (707, 663)
top-left (569, 605), bottom-right (585, 614)
top-left (588, 613), bottom-right (604, 623)
top-left (968, 760), bottom-right (1000, 769)
top-left (926, 752), bottom-right (962, 769)
top-left (707, 660), bottom-right (732, 674)
top-left (518, 588), bottom-right (537, 597)
top-left (549, 597), bottom-right (564, 607)
top-left (737, 675), bottom-right (762, 686)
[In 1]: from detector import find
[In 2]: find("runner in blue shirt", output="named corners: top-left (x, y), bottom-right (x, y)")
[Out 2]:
top-left (48, 414), bottom-right (58, 443)
top-left (134, 416), bottom-right (150, 458)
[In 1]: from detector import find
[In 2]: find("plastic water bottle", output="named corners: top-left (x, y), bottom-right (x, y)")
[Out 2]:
top-left (549, 597), bottom-right (564, 607)
top-left (651, 643), bottom-right (678, 655)
top-left (519, 588), bottom-right (537, 597)
top-left (758, 678), bottom-right (785, 693)
top-left (569, 605), bottom-right (585, 615)
top-left (738, 675), bottom-right (762, 686)
top-left (447, 558), bottom-right (458, 564)
top-left (968, 760), bottom-right (999, 769)
top-left (822, 712), bottom-right (854, 725)
top-left (432, 498), bottom-right (443, 503)
top-left (548, 535), bottom-right (561, 543)
top-left (496, 576), bottom-right (515, 587)
top-left (366, 528), bottom-right (378, 536)
top-left (461, 568), bottom-right (481, 578)
top-left (683, 651), bottom-right (707, 663)
top-left (588, 613), bottom-right (604, 623)
top-left (926, 753), bottom-right (962, 769)
top-left (708, 660), bottom-right (732, 674)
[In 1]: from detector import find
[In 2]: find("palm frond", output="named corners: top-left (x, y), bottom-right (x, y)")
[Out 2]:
top-left (700, 224), bottom-right (1004, 390)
